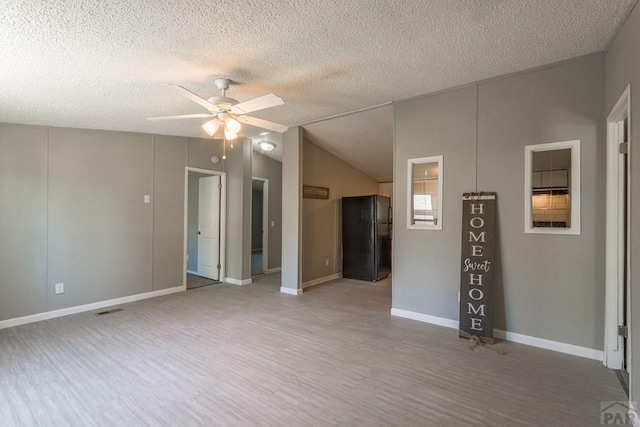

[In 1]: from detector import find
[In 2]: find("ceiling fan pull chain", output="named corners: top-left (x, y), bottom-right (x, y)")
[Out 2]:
top-left (222, 136), bottom-right (227, 160)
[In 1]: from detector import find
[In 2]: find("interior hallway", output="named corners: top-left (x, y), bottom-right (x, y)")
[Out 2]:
top-left (186, 273), bottom-right (220, 290)
top-left (0, 273), bottom-right (627, 426)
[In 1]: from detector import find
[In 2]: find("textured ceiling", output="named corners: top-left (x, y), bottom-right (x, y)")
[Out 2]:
top-left (304, 105), bottom-right (394, 182)
top-left (0, 0), bottom-right (636, 181)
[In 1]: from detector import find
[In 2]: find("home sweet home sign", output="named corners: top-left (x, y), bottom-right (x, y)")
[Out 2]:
top-left (459, 192), bottom-right (497, 344)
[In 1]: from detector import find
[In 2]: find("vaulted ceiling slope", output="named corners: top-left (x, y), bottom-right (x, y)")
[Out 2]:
top-left (0, 1), bottom-right (636, 182)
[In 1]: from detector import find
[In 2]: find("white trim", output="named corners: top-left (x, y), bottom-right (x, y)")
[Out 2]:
top-left (265, 267), bottom-right (282, 274)
top-left (0, 285), bottom-right (185, 330)
top-left (630, 401), bottom-right (639, 427)
top-left (224, 277), bottom-right (252, 286)
top-left (302, 273), bottom-right (342, 289)
top-left (186, 270), bottom-right (199, 275)
top-left (184, 168), bottom-right (227, 286)
top-left (263, 180), bottom-right (269, 273)
top-left (407, 155), bottom-right (443, 230)
top-left (280, 286), bottom-right (302, 295)
top-left (524, 139), bottom-right (581, 235)
top-left (391, 308), bottom-right (458, 329)
top-left (604, 84), bottom-right (631, 370)
top-left (609, 84), bottom-right (632, 123)
top-left (390, 308), bottom-right (603, 361)
top-left (492, 329), bottom-right (603, 361)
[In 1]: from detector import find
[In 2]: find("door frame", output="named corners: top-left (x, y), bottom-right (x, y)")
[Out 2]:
top-left (184, 167), bottom-right (227, 285)
top-left (251, 177), bottom-right (269, 274)
top-left (604, 84), bottom-right (631, 370)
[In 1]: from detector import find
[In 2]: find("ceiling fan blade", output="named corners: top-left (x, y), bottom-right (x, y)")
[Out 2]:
top-left (147, 113), bottom-right (214, 121)
top-left (231, 94), bottom-right (284, 114)
top-left (167, 84), bottom-right (217, 110)
top-left (238, 115), bottom-right (289, 133)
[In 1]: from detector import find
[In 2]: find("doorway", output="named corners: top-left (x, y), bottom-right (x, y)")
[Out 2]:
top-left (251, 178), bottom-right (268, 276)
top-left (184, 168), bottom-right (226, 289)
top-left (604, 85), bottom-right (631, 380)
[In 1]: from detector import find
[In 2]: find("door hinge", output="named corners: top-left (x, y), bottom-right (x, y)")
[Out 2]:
top-left (217, 264), bottom-right (221, 270)
top-left (619, 142), bottom-right (629, 154)
top-left (218, 183), bottom-right (222, 189)
top-left (618, 325), bottom-right (629, 339)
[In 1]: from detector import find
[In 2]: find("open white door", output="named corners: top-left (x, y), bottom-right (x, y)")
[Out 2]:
top-left (197, 175), bottom-right (221, 280)
top-left (604, 85), bottom-right (631, 371)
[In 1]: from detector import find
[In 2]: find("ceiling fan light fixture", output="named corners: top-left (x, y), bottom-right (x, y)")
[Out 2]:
top-left (225, 130), bottom-right (239, 140)
top-left (202, 119), bottom-right (219, 136)
top-left (225, 117), bottom-right (241, 134)
top-left (259, 141), bottom-right (276, 152)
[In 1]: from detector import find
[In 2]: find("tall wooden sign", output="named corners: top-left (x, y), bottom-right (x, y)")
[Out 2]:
top-left (459, 192), bottom-right (497, 344)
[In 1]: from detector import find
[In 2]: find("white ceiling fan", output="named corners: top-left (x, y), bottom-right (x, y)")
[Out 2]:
top-left (147, 78), bottom-right (288, 139)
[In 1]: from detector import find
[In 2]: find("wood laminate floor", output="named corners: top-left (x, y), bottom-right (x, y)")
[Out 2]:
top-left (0, 274), bottom-right (627, 426)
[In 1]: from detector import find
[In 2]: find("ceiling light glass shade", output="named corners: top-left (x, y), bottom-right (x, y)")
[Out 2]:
top-left (224, 130), bottom-right (238, 140)
top-left (225, 117), bottom-right (241, 133)
top-left (202, 120), bottom-right (219, 136)
top-left (259, 141), bottom-right (276, 151)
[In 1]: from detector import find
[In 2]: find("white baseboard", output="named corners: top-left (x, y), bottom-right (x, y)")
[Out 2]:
top-left (302, 273), bottom-right (342, 289)
top-left (390, 308), bottom-right (459, 329)
top-left (0, 285), bottom-right (185, 330)
top-left (630, 401), bottom-right (639, 427)
top-left (280, 287), bottom-right (302, 295)
top-left (265, 267), bottom-right (282, 274)
top-left (186, 270), bottom-right (198, 275)
top-left (390, 308), bottom-right (603, 361)
top-left (492, 329), bottom-right (604, 361)
top-left (224, 277), bottom-right (252, 286)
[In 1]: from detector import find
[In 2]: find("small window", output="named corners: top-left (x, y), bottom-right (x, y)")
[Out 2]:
top-left (408, 156), bottom-right (443, 230)
top-left (524, 140), bottom-right (580, 235)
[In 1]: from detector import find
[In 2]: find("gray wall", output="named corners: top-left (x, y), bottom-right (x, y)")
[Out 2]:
top-left (252, 151), bottom-right (283, 269)
top-left (0, 126), bottom-right (47, 319)
top-left (225, 138), bottom-right (253, 282)
top-left (281, 127), bottom-right (303, 291)
top-left (47, 129), bottom-right (154, 308)
top-left (154, 136), bottom-right (188, 290)
top-left (394, 53), bottom-right (606, 350)
top-left (187, 171), bottom-right (211, 272)
top-left (186, 138), bottom-right (224, 172)
top-left (302, 139), bottom-right (379, 283)
top-left (606, 1), bottom-right (639, 407)
top-left (0, 124), bottom-right (250, 321)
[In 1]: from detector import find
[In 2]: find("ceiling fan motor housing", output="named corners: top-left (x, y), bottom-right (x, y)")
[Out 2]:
top-left (206, 96), bottom-right (238, 113)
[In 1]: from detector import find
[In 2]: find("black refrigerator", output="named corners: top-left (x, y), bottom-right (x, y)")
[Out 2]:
top-left (342, 195), bottom-right (391, 281)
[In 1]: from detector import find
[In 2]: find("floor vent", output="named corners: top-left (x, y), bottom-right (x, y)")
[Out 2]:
top-left (95, 308), bottom-right (123, 316)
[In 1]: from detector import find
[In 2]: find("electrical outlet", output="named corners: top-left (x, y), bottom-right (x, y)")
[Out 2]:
top-left (325, 258), bottom-right (329, 266)
top-left (271, 220), bottom-right (275, 227)
top-left (55, 283), bottom-right (64, 295)
top-left (144, 194), bottom-right (150, 203)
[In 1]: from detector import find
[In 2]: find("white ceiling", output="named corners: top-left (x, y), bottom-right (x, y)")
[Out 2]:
top-left (0, 1), bottom-right (635, 182)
